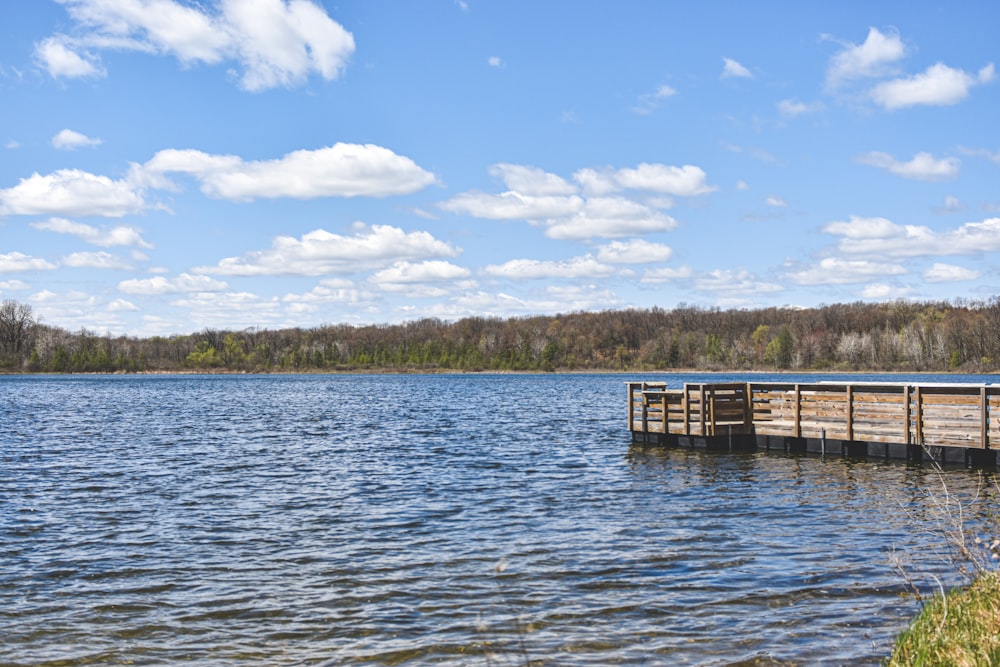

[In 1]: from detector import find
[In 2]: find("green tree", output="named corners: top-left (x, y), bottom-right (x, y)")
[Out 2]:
top-left (186, 341), bottom-right (223, 368)
top-left (765, 325), bottom-right (794, 368)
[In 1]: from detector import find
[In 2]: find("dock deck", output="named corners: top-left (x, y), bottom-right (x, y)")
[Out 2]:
top-left (628, 380), bottom-right (1000, 466)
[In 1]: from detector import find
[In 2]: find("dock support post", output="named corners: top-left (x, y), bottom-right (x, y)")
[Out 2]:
top-left (821, 428), bottom-right (826, 457)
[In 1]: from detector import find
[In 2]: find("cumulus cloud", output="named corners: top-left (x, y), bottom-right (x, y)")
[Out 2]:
top-left (141, 143), bottom-right (435, 200)
top-left (693, 269), bottom-right (783, 296)
top-left (595, 239), bottom-right (673, 264)
top-left (484, 256), bottom-right (616, 280)
top-left (118, 272), bottom-right (229, 294)
top-left (858, 151), bottom-right (959, 181)
top-left (37, 0), bottom-right (355, 91)
top-left (169, 291), bottom-right (283, 329)
top-left (489, 164), bottom-right (576, 196)
top-left (0, 169), bottom-right (144, 217)
top-left (825, 27), bottom-right (906, 91)
top-left (871, 62), bottom-right (996, 110)
top-left (785, 257), bottom-right (907, 285)
top-left (31, 217), bottom-right (152, 248)
top-left (442, 161), bottom-right (706, 240)
top-left (440, 191), bottom-right (584, 220)
top-left (544, 197), bottom-right (678, 240)
top-left (575, 163), bottom-right (716, 197)
top-left (822, 214), bottom-right (1000, 258)
top-left (860, 283), bottom-right (914, 300)
top-left (721, 57), bottom-right (752, 79)
top-left (283, 279), bottom-right (367, 307)
top-left (52, 129), bottom-right (102, 150)
top-left (34, 36), bottom-right (104, 78)
top-left (640, 265), bottom-right (694, 283)
top-left (195, 224), bottom-right (459, 276)
top-left (369, 260), bottom-right (471, 287)
top-left (0, 252), bottom-right (58, 272)
top-left (765, 196), bottom-right (787, 208)
top-left (924, 262), bottom-right (979, 282)
top-left (62, 251), bottom-right (132, 269)
top-left (368, 260), bottom-right (475, 297)
top-left (107, 298), bottom-right (139, 311)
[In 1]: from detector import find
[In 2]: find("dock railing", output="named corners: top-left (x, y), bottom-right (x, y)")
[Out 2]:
top-left (629, 381), bottom-right (1000, 449)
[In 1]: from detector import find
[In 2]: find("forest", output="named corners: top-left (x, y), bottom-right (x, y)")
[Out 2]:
top-left (3, 297), bottom-right (1000, 374)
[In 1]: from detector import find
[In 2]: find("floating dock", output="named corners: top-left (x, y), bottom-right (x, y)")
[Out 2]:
top-left (627, 381), bottom-right (1000, 467)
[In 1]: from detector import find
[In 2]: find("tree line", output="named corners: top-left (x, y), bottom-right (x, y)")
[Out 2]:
top-left (3, 297), bottom-right (1000, 374)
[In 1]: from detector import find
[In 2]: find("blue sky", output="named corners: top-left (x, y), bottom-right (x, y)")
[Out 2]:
top-left (1, 1), bottom-right (999, 336)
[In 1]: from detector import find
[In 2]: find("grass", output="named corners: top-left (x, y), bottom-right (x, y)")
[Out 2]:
top-left (888, 571), bottom-right (1000, 666)
top-left (887, 457), bottom-right (1000, 666)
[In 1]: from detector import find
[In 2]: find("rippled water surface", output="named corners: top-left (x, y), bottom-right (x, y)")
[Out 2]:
top-left (2, 373), bottom-right (999, 666)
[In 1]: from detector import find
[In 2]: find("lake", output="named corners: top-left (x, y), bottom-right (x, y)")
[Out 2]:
top-left (2, 372), bottom-right (998, 665)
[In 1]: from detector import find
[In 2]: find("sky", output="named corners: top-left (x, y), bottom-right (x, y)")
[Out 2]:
top-left (1, 1), bottom-right (999, 337)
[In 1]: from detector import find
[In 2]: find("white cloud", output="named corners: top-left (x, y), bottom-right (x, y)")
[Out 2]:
top-left (61, 251), bottom-right (132, 269)
top-left (633, 84), bottom-right (676, 115)
top-left (822, 214), bottom-right (1000, 258)
top-left (488, 55), bottom-right (504, 68)
top-left (484, 256), bottom-right (615, 280)
top-left (34, 35), bottom-right (105, 78)
top-left (860, 283), bottom-right (914, 300)
top-left (368, 261), bottom-right (475, 296)
top-left (0, 252), bottom-right (58, 272)
top-left (777, 99), bottom-right (821, 117)
top-left (721, 57), bottom-right (752, 79)
top-left (107, 298), bottom-right (139, 311)
top-left (30, 289), bottom-right (121, 333)
top-left (765, 196), bottom-right (787, 208)
top-left (0, 169), bottom-right (145, 217)
top-left (825, 27), bottom-right (906, 91)
top-left (489, 164), bottom-right (576, 196)
top-left (595, 239), bottom-right (673, 264)
top-left (369, 260), bottom-right (471, 287)
top-left (196, 224), bottom-right (459, 276)
top-left (957, 146), bottom-right (1000, 164)
top-left (785, 257), bottom-right (907, 285)
top-left (442, 162), bottom-right (703, 240)
top-left (282, 279), bottom-right (367, 308)
top-left (924, 262), bottom-right (979, 282)
top-left (937, 195), bottom-right (964, 213)
top-left (694, 269), bottom-right (783, 296)
top-left (38, 0), bottom-right (355, 91)
top-left (118, 272), bottom-right (229, 294)
top-left (858, 151), bottom-right (959, 181)
top-left (440, 191), bottom-right (584, 220)
top-left (170, 291), bottom-right (283, 329)
top-left (31, 217), bottom-right (152, 248)
top-left (544, 197), bottom-right (678, 240)
top-left (52, 128), bottom-right (103, 150)
top-left (640, 266), bottom-right (693, 283)
top-left (871, 62), bottom-right (996, 110)
top-left (574, 163), bottom-right (715, 197)
top-left (142, 143), bottom-right (436, 200)
top-left (0, 279), bottom-right (30, 291)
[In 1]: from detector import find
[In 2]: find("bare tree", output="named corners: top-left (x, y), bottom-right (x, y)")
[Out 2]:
top-left (0, 299), bottom-right (35, 365)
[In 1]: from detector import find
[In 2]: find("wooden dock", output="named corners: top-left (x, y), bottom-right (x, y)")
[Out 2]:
top-left (627, 380), bottom-right (1000, 466)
